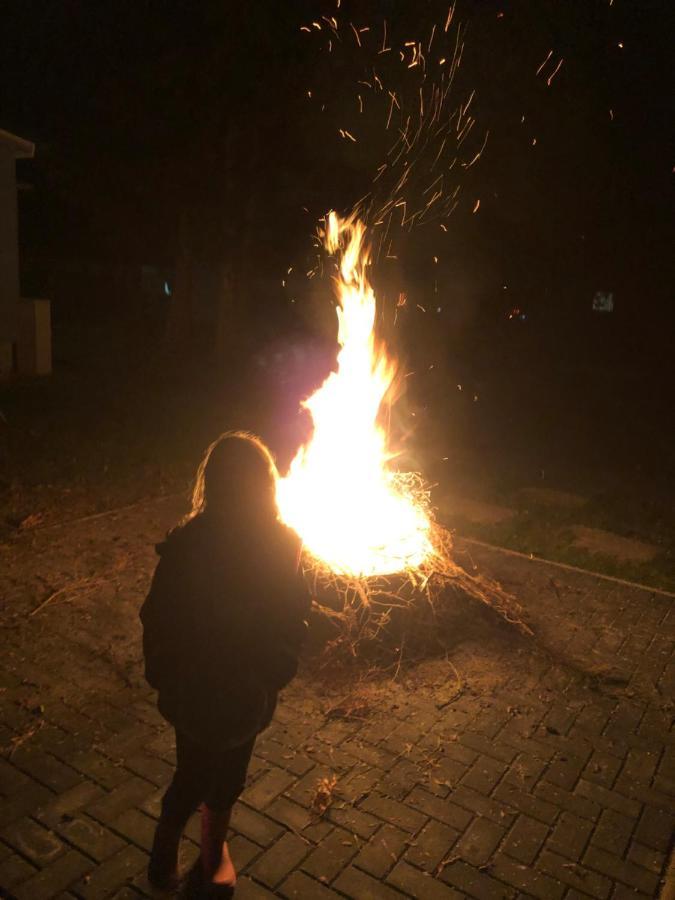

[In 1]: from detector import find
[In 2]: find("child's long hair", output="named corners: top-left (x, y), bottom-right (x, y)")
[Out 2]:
top-left (184, 431), bottom-right (280, 525)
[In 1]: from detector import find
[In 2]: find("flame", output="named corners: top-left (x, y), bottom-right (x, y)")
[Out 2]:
top-left (276, 212), bottom-right (433, 577)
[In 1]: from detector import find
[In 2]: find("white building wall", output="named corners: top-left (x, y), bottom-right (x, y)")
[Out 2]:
top-left (0, 145), bottom-right (20, 349)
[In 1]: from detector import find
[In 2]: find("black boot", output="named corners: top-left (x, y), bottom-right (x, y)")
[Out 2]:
top-left (148, 812), bottom-right (185, 891)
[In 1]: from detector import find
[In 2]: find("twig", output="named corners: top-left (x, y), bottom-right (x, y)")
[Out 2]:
top-left (29, 577), bottom-right (105, 617)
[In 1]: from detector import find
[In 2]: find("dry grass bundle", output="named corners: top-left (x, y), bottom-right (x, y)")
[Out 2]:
top-left (302, 521), bottom-right (532, 669)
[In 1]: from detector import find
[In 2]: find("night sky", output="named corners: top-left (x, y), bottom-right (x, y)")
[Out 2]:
top-left (2, 1), bottom-right (673, 350)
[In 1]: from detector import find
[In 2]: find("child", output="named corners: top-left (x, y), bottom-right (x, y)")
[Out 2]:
top-left (141, 432), bottom-right (310, 897)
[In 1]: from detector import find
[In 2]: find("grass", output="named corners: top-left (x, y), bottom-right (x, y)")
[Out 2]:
top-left (448, 500), bottom-right (675, 594)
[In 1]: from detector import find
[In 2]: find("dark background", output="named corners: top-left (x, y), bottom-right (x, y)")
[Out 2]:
top-left (1, 0), bottom-right (673, 580)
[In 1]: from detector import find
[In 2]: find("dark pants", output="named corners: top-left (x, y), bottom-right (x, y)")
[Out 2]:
top-left (161, 731), bottom-right (256, 821)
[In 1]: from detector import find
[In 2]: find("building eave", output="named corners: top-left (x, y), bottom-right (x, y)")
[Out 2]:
top-left (0, 129), bottom-right (35, 159)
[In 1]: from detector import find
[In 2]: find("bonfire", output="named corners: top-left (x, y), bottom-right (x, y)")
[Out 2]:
top-left (275, 211), bottom-right (530, 660)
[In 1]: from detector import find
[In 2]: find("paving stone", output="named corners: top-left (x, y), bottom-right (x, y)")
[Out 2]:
top-left (35, 780), bottom-right (105, 827)
top-left (123, 752), bottom-right (173, 786)
top-left (575, 778), bottom-right (641, 818)
top-left (584, 845), bottom-right (661, 895)
top-left (454, 816), bottom-right (506, 866)
top-left (341, 740), bottom-right (398, 772)
top-left (449, 785), bottom-right (516, 827)
top-left (493, 780), bottom-right (558, 825)
top-left (0, 851), bottom-right (38, 889)
top-left (591, 808), bottom-right (635, 856)
top-left (337, 765), bottom-right (383, 804)
top-left (547, 811), bottom-right (593, 861)
top-left (351, 823), bottom-right (408, 879)
top-left (488, 853), bottom-right (565, 899)
top-left (458, 732), bottom-right (517, 764)
top-left (387, 860), bottom-right (464, 898)
top-left (583, 750), bottom-right (623, 788)
top-left (359, 792), bottom-right (428, 833)
top-left (230, 833), bottom-right (263, 871)
top-left (0, 815), bottom-right (65, 866)
top-left (13, 849), bottom-right (92, 900)
top-left (231, 802), bottom-right (284, 847)
top-left (405, 818), bottom-right (459, 873)
top-left (279, 869), bottom-right (343, 898)
top-left (234, 875), bottom-right (278, 898)
top-left (241, 766), bottom-right (297, 810)
top-left (610, 884), bottom-right (654, 900)
top-left (334, 864), bottom-right (406, 899)
top-left (534, 780), bottom-right (600, 821)
top-left (254, 740), bottom-right (315, 777)
top-left (327, 802), bottom-right (381, 839)
top-left (440, 858), bottom-right (515, 899)
top-left (86, 776), bottom-right (156, 825)
top-left (55, 814), bottom-right (127, 862)
top-left (0, 782), bottom-right (54, 828)
top-left (626, 840), bottom-right (666, 876)
top-left (69, 750), bottom-right (129, 789)
top-left (461, 755), bottom-right (508, 794)
top-left (72, 844), bottom-right (147, 899)
top-left (301, 825), bottom-right (359, 881)
top-left (501, 814), bottom-right (549, 865)
top-left (109, 808), bottom-right (156, 851)
top-left (633, 804), bottom-right (674, 852)
top-left (10, 749), bottom-right (83, 793)
top-left (265, 796), bottom-right (318, 835)
top-left (404, 786), bottom-right (472, 831)
top-left (382, 759), bottom-right (427, 801)
top-left (538, 849), bottom-right (612, 899)
top-left (503, 752), bottom-right (548, 791)
top-left (0, 758), bottom-right (31, 795)
top-left (249, 831), bottom-right (310, 889)
top-left (543, 753), bottom-right (587, 791)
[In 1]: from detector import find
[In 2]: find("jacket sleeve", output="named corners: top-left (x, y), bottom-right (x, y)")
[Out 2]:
top-left (139, 553), bottom-right (180, 691)
top-left (256, 569), bottom-right (311, 691)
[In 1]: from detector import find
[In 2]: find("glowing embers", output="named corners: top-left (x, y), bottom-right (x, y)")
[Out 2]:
top-left (276, 212), bottom-right (433, 577)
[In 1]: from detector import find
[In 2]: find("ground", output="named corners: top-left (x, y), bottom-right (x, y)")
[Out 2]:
top-left (1, 493), bottom-right (673, 899)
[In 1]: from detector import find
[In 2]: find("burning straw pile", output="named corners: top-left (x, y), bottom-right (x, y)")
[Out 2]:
top-left (299, 522), bottom-right (531, 668)
top-left (275, 212), bottom-right (531, 665)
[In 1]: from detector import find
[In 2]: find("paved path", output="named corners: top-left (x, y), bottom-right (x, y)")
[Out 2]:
top-left (1, 496), bottom-right (673, 898)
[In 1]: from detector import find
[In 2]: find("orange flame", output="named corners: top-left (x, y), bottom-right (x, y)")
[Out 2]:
top-left (276, 211), bottom-right (433, 577)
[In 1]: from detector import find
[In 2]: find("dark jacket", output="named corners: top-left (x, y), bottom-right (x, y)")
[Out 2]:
top-left (140, 511), bottom-right (310, 749)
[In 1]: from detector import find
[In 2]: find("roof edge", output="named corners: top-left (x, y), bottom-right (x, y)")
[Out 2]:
top-left (0, 129), bottom-right (35, 158)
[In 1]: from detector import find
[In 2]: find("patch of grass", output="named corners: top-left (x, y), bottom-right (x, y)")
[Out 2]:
top-left (453, 509), bottom-right (675, 594)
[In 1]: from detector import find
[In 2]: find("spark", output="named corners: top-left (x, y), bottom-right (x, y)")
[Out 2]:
top-left (386, 91), bottom-right (399, 129)
top-left (380, 19), bottom-right (390, 54)
top-left (463, 129), bottom-right (490, 169)
top-left (444, 3), bottom-right (456, 32)
top-left (472, 198), bottom-right (480, 213)
top-left (350, 23), bottom-right (361, 47)
top-left (546, 58), bottom-right (564, 86)
top-left (339, 128), bottom-right (357, 142)
top-left (428, 23), bottom-right (437, 53)
top-left (358, 94), bottom-right (363, 113)
top-left (536, 49), bottom-right (553, 76)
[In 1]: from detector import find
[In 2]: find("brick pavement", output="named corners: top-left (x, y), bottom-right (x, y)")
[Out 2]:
top-left (1, 496), bottom-right (674, 898)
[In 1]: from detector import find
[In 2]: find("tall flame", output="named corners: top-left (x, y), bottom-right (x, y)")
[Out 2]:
top-left (276, 212), bottom-right (433, 577)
